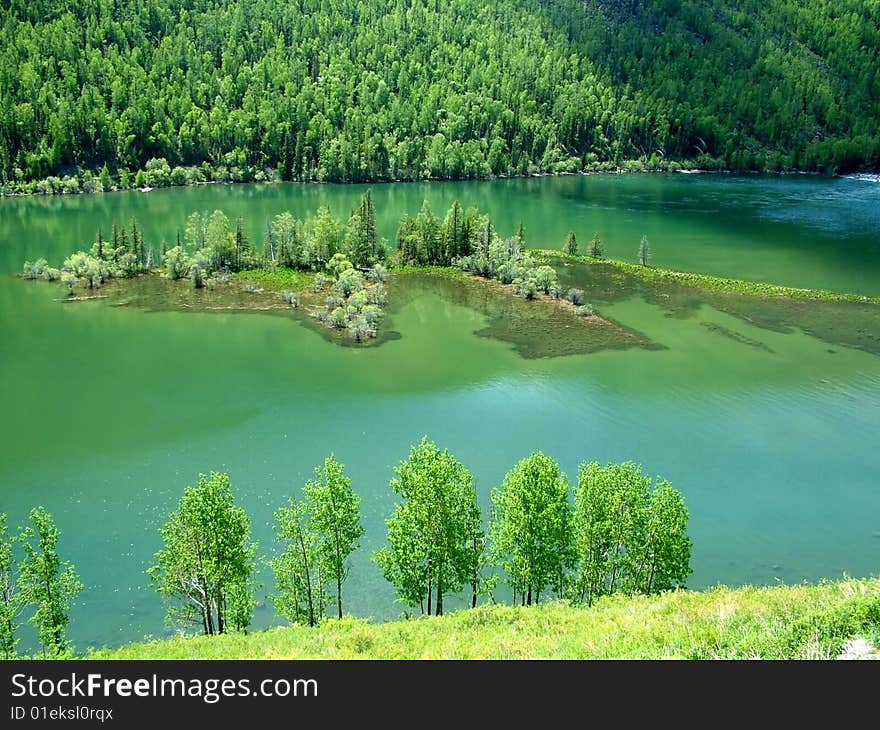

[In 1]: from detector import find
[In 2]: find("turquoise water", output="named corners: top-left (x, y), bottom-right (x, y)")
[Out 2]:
top-left (0, 174), bottom-right (878, 650)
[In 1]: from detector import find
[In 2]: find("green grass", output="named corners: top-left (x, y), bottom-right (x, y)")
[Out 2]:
top-left (232, 267), bottom-right (315, 291)
top-left (91, 577), bottom-right (880, 660)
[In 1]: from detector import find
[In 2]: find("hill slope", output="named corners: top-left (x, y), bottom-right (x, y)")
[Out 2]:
top-left (93, 577), bottom-right (880, 660)
top-left (1, 0), bottom-right (878, 188)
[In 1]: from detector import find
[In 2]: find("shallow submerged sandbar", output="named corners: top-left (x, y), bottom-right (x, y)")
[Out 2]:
top-left (56, 266), bottom-right (655, 358)
top-left (386, 269), bottom-right (655, 359)
top-left (546, 254), bottom-right (880, 356)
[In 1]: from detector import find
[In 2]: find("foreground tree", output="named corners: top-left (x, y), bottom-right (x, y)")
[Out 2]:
top-left (18, 508), bottom-right (83, 656)
top-left (490, 453), bottom-right (574, 605)
top-left (149, 473), bottom-right (256, 635)
top-left (270, 499), bottom-right (325, 627)
top-left (304, 456), bottom-right (364, 619)
top-left (573, 462), bottom-right (690, 605)
top-left (0, 515), bottom-right (23, 659)
top-left (374, 437), bottom-right (481, 615)
top-left (588, 233), bottom-right (603, 258)
top-left (563, 231), bottom-right (578, 256)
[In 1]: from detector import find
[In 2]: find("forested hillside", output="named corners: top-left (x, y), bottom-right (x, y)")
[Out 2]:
top-left (1, 0), bottom-right (878, 190)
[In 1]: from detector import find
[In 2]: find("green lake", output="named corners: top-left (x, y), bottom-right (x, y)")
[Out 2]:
top-left (1, 173), bottom-right (879, 650)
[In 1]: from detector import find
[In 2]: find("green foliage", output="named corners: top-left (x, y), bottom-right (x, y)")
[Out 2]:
top-left (315, 252), bottom-right (383, 339)
top-left (490, 453), bottom-right (574, 605)
top-left (367, 263), bottom-right (388, 283)
top-left (573, 462), bottom-right (691, 606)
top-left (185, 212), bottom-right (209, 250)
top-left (303, 456), bottom-right (365, 619)
top-left (148, 472), bottom-right (257, 636)
top-left (269, 455), bottom-right (364, 627)
top-left (453, 210), bottom-right (560, 301)
top-left (162, 246), bottom-right (190, 280)
top-left (271, 500), bottom-right (326, 627)
top-left (206, 210), bottom-right (235, 269)
top-left (374, 437), bottom-right (482, 615)
top-left (533, 265), bottom-right (558, 295)
top-left (345, 191), bottom-right (378, 267)
top-left (17, 508), bottom-right (83, 657)
top-left (22, 258), bottom-right (49, 280)
top-left (232, 268), bottom-right (314, 292)
top-left (0, 514), bottom-right (22, 659)
top-left (269, 212), bottom-right (303, 268)
top-left (0, 0), bottom-right (880, 193)
top-left (3, 0), bottom-right (878, 193)
top-left (335, 268), bottom-right (364, 298)
top-left (98, 164), bottom-right (112, 191)
top-left (327, 253), bottom-right (353, 278)
top-left (588, 234), bottom-right (603, 259)
top-left (563, 231), bottom-right (578, 256)
top-left (309, 206), bottom-right (340, 267)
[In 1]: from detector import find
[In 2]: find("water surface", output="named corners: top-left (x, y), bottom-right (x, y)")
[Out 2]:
top-left (0, 174), bottom-right (878, 650)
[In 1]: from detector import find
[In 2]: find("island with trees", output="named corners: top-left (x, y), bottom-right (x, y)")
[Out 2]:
top-left (20, 190), bottom-right (656, 354)
top-left (20, 187), bottom-right (880, 359)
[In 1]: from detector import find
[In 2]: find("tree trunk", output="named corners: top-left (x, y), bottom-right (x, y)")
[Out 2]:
top-left (471, 535), bottom-right (478, 608)
top-left (337, 575), bottom-right (343, 619)
top-left (436, 571), bottom-right (443, 617)
top-left (427, 577), bottom-right (432, 616)
top-left (526, 586), bottom-right (532, 606)
top-left (296, 530), bottom-right (315, 627)
top-left (609, 536), bottom-right (623, 594)
top-left (646, 559), bottom-right (656, 595)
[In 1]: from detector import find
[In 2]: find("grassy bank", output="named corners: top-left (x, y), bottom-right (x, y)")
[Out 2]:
top-left (92, 577), bottom-right (880, 660)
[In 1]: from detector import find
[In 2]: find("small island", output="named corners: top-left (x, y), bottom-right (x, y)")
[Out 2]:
top-left (21, 192), bottom-right (647, 355)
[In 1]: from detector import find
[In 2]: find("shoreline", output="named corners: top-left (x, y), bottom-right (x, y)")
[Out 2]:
top-left (89, 576), bottom-right (880, 659)
top-left (0, 162), bottom-right (843, 201)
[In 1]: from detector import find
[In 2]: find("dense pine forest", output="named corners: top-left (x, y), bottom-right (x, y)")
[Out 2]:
top-left (1, 0), bottom-right (878, 190)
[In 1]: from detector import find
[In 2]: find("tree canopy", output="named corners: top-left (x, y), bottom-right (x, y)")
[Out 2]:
top-left (374, 437), bottom-right (481, 615)
top-left (490, 452), bottom-right (575, 605)
top-left (1, 0), bottom-right (877, 191)
top-left (148, 472), bottom-right (257, 636)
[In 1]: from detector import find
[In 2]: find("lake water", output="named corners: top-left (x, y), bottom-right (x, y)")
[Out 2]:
top-left (1, 173), bottom-right (878, 651)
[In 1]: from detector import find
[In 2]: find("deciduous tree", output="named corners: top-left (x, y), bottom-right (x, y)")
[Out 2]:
top-left (304, 456), bottom-right (364, 619)
top-left (573, 462), bottom-right (690, 605)
top-left (149, 473), bottom-right (256, 635)
top-left (374, 437), bottom-right (481, 615)
top-left (18, 508), bottom-right (83, 656)
top-left (0, 515), bottom-right (23, 659)
top-left (490, 453), bottom-right (574, 605)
